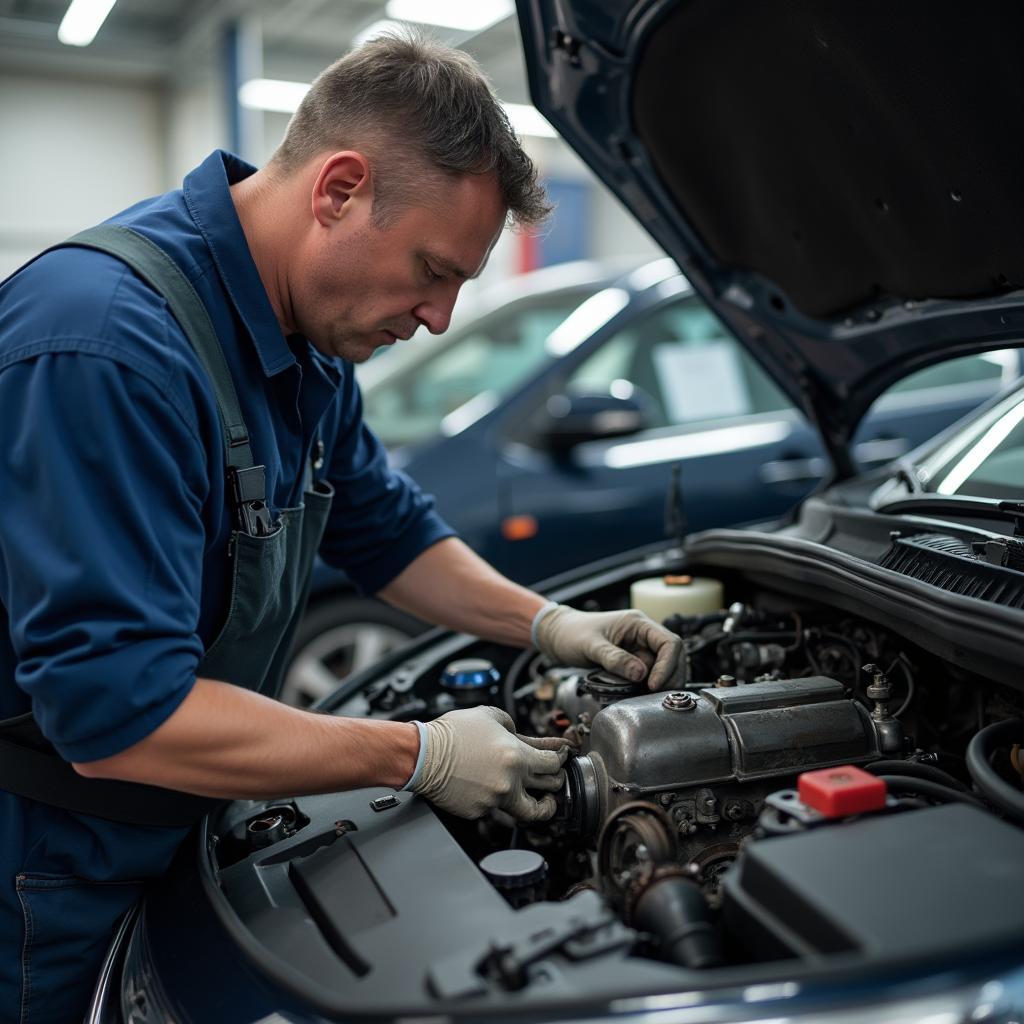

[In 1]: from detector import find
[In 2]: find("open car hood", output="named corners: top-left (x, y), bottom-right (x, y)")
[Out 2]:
top-left (517, 0), bottom-right (1024, 478)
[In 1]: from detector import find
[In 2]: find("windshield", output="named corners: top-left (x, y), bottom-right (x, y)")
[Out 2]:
top-left (915, 387), bottom-right (1024, 499)
top-left (362, 288), bottom-right (592, 447)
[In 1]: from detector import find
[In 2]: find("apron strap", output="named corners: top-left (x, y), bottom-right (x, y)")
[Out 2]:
top-left (64, 226), bottom-right (274, 536)
top-left (66, 226), bottom-right (253, 469)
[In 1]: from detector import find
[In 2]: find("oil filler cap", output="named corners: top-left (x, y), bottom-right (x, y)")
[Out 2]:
top-left (798, 765), bottom-right (887, 818)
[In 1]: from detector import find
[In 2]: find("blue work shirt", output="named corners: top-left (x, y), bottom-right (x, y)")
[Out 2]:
top-left (0, 152), bottom-right (453, 888)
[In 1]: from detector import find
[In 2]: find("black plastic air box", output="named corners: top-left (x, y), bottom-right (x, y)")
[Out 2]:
top-left (721, 804), bottom-right (1024, 962)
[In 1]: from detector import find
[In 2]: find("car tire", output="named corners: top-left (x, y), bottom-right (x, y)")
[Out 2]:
top-left (281, 597), bottom-right (426, 708)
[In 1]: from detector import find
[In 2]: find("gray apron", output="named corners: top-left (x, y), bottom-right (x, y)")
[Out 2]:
top-left (0, 225), bottom-right (334, 827)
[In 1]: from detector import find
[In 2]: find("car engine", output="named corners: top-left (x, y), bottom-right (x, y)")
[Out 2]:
top-left (186, 556), bottom-right (1024, 1019)
top-left (287, 564), bottom-right (1018, 975)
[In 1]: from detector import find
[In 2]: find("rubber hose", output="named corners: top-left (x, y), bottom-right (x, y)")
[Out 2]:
top-left (865, 760), bottom-right (970, 793)
top-left (632, 876), bottom-right (722, 969)
top-left (966, 719), bottom-right (1024, 821)
top-left (503, 647), bottom-right (535, 721)
top-left (878, 775), bottom-right (986, 810)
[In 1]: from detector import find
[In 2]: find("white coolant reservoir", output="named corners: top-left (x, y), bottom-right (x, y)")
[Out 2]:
top-left (630, 575), bottom-right (725, 622)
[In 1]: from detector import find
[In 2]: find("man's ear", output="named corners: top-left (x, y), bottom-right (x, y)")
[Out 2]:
top-left (311, 151), bottom-right (373, 227)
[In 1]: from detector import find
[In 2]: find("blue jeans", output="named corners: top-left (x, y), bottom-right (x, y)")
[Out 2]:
top-left (1, 873), bottom-right (143, 1024)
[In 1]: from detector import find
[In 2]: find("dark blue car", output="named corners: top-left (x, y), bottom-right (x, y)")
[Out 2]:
top-left (286, 257), bottom-right (1020, 704)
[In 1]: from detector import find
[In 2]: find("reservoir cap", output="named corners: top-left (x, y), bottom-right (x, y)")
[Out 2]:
top-left (479, 849), bottom-right (548, 892)
top-left (441, 658), bottom-right (501, 691)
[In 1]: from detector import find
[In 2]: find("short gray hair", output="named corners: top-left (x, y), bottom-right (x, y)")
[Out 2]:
top-left (270, 31), bottom-right (551, 229)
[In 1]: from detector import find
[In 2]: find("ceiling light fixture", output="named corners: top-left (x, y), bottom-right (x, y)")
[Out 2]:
top-left (238, 79), bottom-right (310, 115)
top-left (57, 0), bottom-right (117, 46)
top-left (384, 0), bottom-right (514, 33)
top-left (237, 79), bottom-right (557, 142)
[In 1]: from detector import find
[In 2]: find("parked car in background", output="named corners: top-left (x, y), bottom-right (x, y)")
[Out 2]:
top-left (284, 259), bottom-right (1021, 705)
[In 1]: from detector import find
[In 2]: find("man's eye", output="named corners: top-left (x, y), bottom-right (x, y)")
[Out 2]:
top-left (424, 263), bottom-right (442, 282)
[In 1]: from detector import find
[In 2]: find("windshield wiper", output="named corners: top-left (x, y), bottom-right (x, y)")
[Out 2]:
top-left (875, 494), bottom-right (1024, 536)
top-left (892, 458), bottom-right (925, 493)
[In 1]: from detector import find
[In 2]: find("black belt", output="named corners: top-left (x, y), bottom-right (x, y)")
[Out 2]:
top-left (0, 727), bottom-right (218, 828)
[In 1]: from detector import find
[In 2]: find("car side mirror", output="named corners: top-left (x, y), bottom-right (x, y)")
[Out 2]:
top-left (538, 391), bottom-right (650, 454)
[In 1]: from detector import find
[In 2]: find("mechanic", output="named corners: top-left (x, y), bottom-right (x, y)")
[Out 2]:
top-left (0, 33), bottom-right (682, 1022)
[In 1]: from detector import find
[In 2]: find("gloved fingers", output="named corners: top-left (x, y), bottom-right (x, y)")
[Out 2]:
top-left (505, 788), bottom-right (557, 823)
top-left (516, 734), bottom-right (572, 752)
top-left (632, 648), bottom-right (656, 670)
top-left (587, 638), bottom-right (648, 683)
top-left (636, 621), bottom-right (685, 691)
top-left (525, 769), bottom-right (566, 792)
top-left (477, 704), bottom-right (517, 733)
top-left (526, 743), bottom-right (569, 776)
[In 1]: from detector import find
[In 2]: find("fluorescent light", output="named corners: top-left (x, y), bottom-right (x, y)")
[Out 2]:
top-left (236, 78), bottom-right (559, 147)
top-left (58, 0), bottom-right (116, 46)
top-left (354, 19), bottom-right (406, 47)
top-left (238, 79), bottom-right (310, 115)
top-left (385, 0), bottom-right (513, 32)
top-left (502, 102), bottom-right (557, 138)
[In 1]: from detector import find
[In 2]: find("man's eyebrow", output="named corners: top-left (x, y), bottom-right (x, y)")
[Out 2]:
top-left (422, 250), bottom-right (475, 280)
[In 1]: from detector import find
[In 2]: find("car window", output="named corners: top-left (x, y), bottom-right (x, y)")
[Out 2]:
top-left (872, 350), bottom-right (1019, 405)
top-left (362, 291), bottom-right (588, 447)
top-left (566, 294), bottom-right (793, 429)
top-left (918, 388), bottom-right (1024, 499)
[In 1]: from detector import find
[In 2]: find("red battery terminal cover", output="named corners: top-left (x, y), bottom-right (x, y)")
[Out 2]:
top-left (798, 765), bottom-right (887, 818)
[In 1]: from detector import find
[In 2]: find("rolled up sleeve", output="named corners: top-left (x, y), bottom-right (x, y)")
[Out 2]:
top-left (0, 350), bottom-right (208, 763)
top-left (318, 367), bottom-right (455, 595)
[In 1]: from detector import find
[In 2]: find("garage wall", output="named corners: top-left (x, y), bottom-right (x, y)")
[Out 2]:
top-left (0, 73), bottom-right (168, 278)
top-left (0, 65), bottom-right (662, 288)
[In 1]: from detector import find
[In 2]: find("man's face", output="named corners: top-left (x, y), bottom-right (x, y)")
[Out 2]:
top-left (294, 164), bottom-right (506, 363)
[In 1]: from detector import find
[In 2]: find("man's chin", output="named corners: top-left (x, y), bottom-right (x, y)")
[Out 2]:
top-left (319, 334), bottom-right (380, 363)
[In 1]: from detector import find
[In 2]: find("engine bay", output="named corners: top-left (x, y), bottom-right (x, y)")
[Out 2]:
top-left (190, 548), bottom-right (1024, 1015)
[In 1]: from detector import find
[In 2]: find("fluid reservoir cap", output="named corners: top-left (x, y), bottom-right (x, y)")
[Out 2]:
top-left (798, 764), bottom-right (887, 818)
top-left (479, 849), bottom-right (548, 891)
top-left (440, 658), bottom-right (500, 691)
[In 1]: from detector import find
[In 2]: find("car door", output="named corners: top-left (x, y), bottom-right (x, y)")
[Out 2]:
top-left (494, 293), bottom-right (824, 584)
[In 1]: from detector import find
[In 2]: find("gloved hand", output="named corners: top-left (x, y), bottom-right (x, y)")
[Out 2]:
top-left (407, 705), bottom-right (569, 821)
top-left (533, 603), bottom-right (684, 691)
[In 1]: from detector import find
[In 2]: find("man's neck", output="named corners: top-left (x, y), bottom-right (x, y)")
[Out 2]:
top-left (230, 170), bottom-right (299, 336)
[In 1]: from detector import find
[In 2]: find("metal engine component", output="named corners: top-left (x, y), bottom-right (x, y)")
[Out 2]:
top-left (548, 669), bottom-right (644, 747)
top-left (563, 676), bottom-right (894, 864)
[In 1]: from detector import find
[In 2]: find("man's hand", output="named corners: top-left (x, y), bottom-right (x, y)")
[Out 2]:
top-left (534, 604), bottom-right (684, 691)
top-left (408, 706), bottom-right (569, 821)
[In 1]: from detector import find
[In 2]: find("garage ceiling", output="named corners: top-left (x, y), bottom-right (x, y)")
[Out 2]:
top-left (0, 0), bottom-right (529, 102)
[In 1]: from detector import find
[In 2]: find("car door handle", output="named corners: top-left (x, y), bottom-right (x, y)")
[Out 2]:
top-left (759, 454), bottom-right (826, 485)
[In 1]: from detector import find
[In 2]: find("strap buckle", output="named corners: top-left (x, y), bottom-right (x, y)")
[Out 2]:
top-left (228, 465), bottom-right (274, 537)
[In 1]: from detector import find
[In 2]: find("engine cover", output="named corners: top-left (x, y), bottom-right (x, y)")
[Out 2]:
top-left (566, 677), bottom-right (884, 857)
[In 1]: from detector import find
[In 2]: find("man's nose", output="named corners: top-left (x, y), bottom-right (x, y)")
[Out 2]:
top-left (414, 288), bottom-right (459, 335)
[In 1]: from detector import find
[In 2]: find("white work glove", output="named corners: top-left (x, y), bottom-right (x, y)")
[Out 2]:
top-left (406, 706), bottom-right (569, 822)
top-left (533, 602), bottom-right (684, 691)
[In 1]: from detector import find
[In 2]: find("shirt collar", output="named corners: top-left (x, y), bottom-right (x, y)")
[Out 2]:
top-left (182, 150), bottom-right (296, 377)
